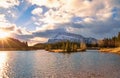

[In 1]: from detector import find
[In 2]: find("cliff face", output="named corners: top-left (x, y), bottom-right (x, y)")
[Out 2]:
top-left (0, 38), bottom-right (28, 48)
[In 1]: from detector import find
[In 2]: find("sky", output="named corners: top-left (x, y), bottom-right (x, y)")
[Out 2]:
top-left (0, 0), bottom-right (120, 45)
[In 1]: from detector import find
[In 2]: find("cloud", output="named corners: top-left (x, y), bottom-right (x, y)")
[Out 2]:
top-left (0, 0), bottom-right (19, 8)
top-left (14, 27), bottom-right (32, 35)
top-left (0, 26), bottom-right (15, 31)
top-left (32, 28), bottom-right (66, 38)
top-left (1, 0), bottom-right (120, 45)
top-left (29, 0), bottom-right (61, 8)
top-left (35, 24), bottom-right (55, 32)
top-left (32, 7), bottom-right (43, 15)
top-left (0, 14), bottom-right (16, 29)
top-left (29, 37), bottom-right (48, 45)
top-left (29, 0), bottom-right (120, 38)
top-left (0, 13), bottom-right (31, 37)
top-left (0, 14), bottom-right (7, 22)
top-left (30, 0), bottom-right (114, 26)
top-left (30, 0), bottom-right (109, 17)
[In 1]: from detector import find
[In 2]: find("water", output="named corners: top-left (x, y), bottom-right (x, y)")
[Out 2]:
top-left (0, 50), bottom-right (120, 78)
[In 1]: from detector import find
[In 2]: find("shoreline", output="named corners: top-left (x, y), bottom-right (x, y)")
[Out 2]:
top-left (48, 49), bottom-right (86, 53)
top-left (100, 47), bottom-right (120, 54)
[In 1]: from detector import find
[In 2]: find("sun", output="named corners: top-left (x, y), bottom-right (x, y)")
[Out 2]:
top-left (0, 30), bottom-right (9, 39)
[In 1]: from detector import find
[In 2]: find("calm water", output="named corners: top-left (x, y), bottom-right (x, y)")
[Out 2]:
top-left (0, 50), bottom-right (120, 78)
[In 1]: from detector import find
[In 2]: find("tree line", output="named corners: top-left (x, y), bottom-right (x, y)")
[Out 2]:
top-left (34, 32), bottom-right (120, 51)
top-left (98, 32), bottom-right (120, 48)
top-left (0, 37), bottom-right (28, 48)
top-left (45, 41), bottom-right (86, 52)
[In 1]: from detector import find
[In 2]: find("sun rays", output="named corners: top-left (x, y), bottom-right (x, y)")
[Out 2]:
top-left (0, 30), bottom-right (9, 39)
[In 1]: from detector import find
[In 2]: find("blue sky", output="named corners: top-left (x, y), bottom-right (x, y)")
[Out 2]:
top-left (0, 0), bottom-right (120, 45)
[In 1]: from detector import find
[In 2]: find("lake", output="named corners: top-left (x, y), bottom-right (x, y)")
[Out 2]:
top-left (0, 50), bottom-right (120, 78)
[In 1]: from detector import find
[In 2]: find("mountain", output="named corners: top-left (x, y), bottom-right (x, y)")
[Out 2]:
top-left (47, 32), bottom-right (97, 44)
top-left (0, 37), bottom-right (28, 48)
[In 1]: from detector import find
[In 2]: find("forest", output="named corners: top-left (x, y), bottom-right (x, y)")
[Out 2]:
top-left (0, 37), bottom-right (28, 50)
top-left (98, 32), bottom-right (120, 48)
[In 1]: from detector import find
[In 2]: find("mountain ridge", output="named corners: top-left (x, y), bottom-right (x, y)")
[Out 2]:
top-left (47, 32), bottom-right (97, 44)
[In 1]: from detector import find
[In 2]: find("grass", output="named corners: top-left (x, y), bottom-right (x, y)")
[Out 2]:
top-left (100, 47), bottom-right (120, 54)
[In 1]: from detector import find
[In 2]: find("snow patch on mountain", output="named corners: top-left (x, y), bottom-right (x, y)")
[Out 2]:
top-left (48, 32), bottom-right (97, 44)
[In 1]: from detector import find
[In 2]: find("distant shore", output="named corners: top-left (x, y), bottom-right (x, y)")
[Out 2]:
top-left (100, 47), bottom-right (120, 54)
top-left (48, 49), bottom-right (86, 53)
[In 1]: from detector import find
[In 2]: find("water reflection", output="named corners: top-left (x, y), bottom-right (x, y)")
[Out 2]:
top-left (0, 50), bottom-right (120, 78)
top-left (33, 50), bottom-right (58, 77)
top-left (0, 52), bottom-right (8, 78)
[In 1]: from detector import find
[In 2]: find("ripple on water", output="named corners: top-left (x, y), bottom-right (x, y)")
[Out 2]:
top-left (0, 50), bottom-right (120, 78)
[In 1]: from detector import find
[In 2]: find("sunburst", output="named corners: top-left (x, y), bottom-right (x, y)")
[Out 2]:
top-left (0, 30), bottom-right (9, 39)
